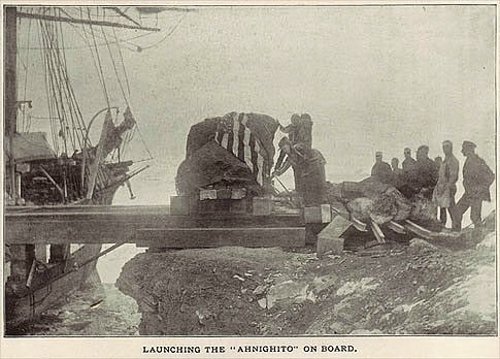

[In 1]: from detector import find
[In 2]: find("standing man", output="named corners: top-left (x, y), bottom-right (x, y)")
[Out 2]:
top-left (371, 151), bottom-right (393, 184)
top-left (297, 113), bottom-right (313, 149)
top-left (402, 147), bottom-right (416, 173)
top-left (452, 141), bottom-right (494, 230)
top-left (272, 139), bottom-right (327, 206)
top-left (415, 145), bottom-right (439, 198)
top-left (432, 141), bottom-right (459, 225)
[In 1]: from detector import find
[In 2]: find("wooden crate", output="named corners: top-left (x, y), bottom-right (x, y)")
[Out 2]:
top-left (252, 197), bottom-right (273, 216)
top-left (303, 204), bottom-right (332, 224)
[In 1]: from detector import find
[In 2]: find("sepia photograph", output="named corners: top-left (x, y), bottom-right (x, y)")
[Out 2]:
top-left (1, 1), bottom-right (498, 357)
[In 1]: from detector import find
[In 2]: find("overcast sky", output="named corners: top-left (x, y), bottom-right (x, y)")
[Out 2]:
top-left (20, 5), bottom-right (496, 206)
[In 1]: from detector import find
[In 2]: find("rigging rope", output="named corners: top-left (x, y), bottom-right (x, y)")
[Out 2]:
top-left (101, 26), bottom-right (128, 106)
top-left (136, 13), bottom-right (186, 51)
top-left (21, 8), bottom-right (34, 132)
top-left (112, 27), bottom-right (131, 97)
top-left (36, 19), bottom-right (59, 154)
top-left (87, 8), bottom-right (111, 109)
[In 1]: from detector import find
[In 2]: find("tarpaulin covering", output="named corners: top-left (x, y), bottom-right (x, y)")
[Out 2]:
top-left (177, 112), bottom-right (279, 195)
top-left (4, 132), bottom-right (56, 163)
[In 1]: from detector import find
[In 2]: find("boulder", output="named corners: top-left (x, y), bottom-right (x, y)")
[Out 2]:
top-left (346, 197), bottom-right (374, 222)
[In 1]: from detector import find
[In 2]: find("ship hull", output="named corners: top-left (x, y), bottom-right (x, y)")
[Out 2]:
top-left (4, 190), bottom-right (119, 333)
top-left (5, 243), bottom-right (102, 331)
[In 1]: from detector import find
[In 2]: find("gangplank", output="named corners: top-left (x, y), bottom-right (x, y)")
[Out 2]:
top-left (4, 205), bottom-right (309, 248)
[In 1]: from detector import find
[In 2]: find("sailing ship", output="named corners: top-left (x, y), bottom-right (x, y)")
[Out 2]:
top-left (3, 6), bottom-right (180, 332)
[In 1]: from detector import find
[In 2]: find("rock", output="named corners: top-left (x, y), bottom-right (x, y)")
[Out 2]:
top-left (116, 236), bottom-right (496, 336)
top-left (266, 280), bottom-right (308, 309)
top-left (252, 285), bottom-right (267, 296)
top-left (408, 238), bottom-right (438, 255)
top-left (404, 264), bottom-right (496, 334)
top-left (417, 285), bottom-right (427, 295)
top-left (476, 232), bottom-right (496, 251)
top-left (309, 273), bottom-right (339, 294)
top-left (257, 298), bottom-right (267, 309)
top-left (336, 277), bottom-right (379, 296)
top-left (370, 192), bottom-right (397, 224)
top-left (346, 197), bottom-right (374, 222)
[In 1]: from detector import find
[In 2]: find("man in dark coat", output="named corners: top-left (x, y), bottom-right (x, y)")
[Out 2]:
top-left (402, 147), bottom-right (416, 173)
top-left (273, 138), bottom-right (327, 206)
top-left (415, 145), bottom-right (439, 198)
top-left (371, 151), bottom-right (393, 184)
top-left (452, 141), bottom-right (494, 230)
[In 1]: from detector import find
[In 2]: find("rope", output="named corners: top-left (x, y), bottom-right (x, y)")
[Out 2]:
top-left (136, 13), bottom-right (186, 51)
top-left (101, 26), bottom-right (129, 106)
top-left (87, 8), bottom-right (111, 109)
top-left (36, 19), bottom-right (59, 154)
top-left (39, 19), bottom-right (68, 154)
top-left (112, 27), bottom-right (131, 97)
top-left (21, 8), bottom-right (34, 131)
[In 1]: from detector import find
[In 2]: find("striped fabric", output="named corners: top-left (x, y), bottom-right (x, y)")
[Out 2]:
top-left (214, 112), bottom-right (268, 186)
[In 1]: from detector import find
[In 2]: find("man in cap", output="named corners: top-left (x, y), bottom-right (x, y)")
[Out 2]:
top-left (371, 151), bottom-right (393, 184)
top-left (432, 141), bottom-right (460, 225)
top-left (272, 138), bottom-right (327, 206)
top-left (452, 141), bottom-right (494, 230)
top-left (297, 113), bottom-right (313, 149)
top-left (402, 147), bottom-right (416, 173)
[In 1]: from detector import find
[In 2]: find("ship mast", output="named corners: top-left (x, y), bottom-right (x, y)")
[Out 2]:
top-left (3, 6), bottom-right (160, 200)
top-left (4, 6), bottom-right (17, 199)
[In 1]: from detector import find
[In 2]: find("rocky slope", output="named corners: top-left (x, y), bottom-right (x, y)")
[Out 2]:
top-left (117, 227), bottom-right (496, 336)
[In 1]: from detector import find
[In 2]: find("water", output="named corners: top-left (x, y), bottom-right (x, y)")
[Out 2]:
top-left (13, 283), bottom-right (140, 336)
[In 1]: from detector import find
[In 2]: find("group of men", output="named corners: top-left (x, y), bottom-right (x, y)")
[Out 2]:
top-left (270, 113), bottom-right (494, 231)
top-left (372, 141), bottom-right (494, 230)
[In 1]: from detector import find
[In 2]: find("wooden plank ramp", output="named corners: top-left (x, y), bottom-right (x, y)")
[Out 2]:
top-left (136, 227), bottom-right (305, 248)
top-left (4, 205), bottom-right (305, 248)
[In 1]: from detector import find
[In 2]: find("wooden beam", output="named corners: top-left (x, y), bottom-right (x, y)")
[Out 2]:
top-left (404, 220), bottom-right (432, 240)
top-left (387, 221), bottom-right (406, 234)
top-left (135, 227), bottom-right (305, 248)
top-left (17, 11), bottom-right (161, 32)
top-left (351, 216), bottom-right (368, 232)
top-left (5, 205), bottom-right (304, 245)
top-left (371, 221), bottom-right (386, 244)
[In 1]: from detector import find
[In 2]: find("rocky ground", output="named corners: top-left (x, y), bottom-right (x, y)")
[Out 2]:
top-left (116, 222), bottom-right (497, 336)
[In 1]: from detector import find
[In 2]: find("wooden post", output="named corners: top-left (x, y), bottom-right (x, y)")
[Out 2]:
top-left (4, 6), bottom-right (17, 200)
top-left (8, 244), bottom-right (34, 282)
